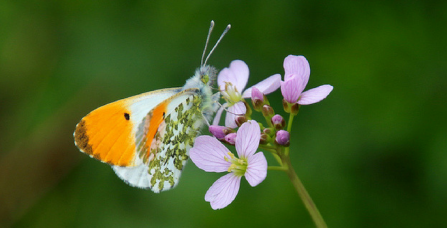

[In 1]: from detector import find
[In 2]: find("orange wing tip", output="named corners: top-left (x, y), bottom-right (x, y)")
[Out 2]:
top-left (74, 120), bottom-right (93, 155)
top-left (74, 119), bottom-right (133, 166)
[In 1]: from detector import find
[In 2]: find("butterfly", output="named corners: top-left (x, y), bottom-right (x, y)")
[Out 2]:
top-left (74, 21), bottom-right (230, 193)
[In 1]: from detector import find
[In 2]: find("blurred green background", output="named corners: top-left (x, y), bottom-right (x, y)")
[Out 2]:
top-left (1, 0), bottom-right (446, 227)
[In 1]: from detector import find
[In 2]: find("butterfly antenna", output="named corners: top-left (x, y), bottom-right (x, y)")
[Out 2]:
top-left (201, 21), bottom-right (215, 67)
top-left (203, 23), bottom-right (231, 66)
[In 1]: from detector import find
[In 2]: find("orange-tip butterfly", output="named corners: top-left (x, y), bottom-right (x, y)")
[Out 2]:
top-left (74, 21), bottom-right (230, 193)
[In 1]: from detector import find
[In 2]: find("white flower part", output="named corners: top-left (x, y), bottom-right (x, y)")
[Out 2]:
top-left (190, 136), bottom-right (231, 173)
top-left (298, 85), bottom-right (334, 105)
top-left (205, 173), bottom-right (241, 210)
top-left (245, 152), bottom-right (267, 187)
top-left (236, 120), bottom-right (261, 158)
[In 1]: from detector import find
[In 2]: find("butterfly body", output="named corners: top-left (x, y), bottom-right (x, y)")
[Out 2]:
top-left (74, 66), bottom-right (219, 193)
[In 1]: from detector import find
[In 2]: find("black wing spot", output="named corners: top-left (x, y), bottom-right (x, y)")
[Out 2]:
top-left (163, 112), bottom-right (166, 119)
top-left (124, 113), bottom-right (130, 120)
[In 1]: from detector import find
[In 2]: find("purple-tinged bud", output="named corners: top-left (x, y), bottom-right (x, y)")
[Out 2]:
top-left (261, 105), bottom-right (275, 118)
top-left (271, 114), bottom-right (286, 130)
top-left (235, 115), bottom-right (248, 126)
top-left (209, 125), bottom-right (229, 140)
top-left (275, 130), bottom-right (290, 146)
top-left (225, 133), bottom-right (237, 145)
top-left (260, 133), bottom-right (269, 144)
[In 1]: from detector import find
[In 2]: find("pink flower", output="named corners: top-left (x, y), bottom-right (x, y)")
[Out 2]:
top-left (190, 120), bottom-right (267, 209)
top-left (280, 55), bottom-right (333, 105)
top-left (214, 60), bottom-right (281, 128)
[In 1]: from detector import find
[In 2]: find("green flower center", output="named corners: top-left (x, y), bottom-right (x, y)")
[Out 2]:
top-left (224, 152), bottom-right (247, 176)
top-left (223, 82), bottom-right (242, 105)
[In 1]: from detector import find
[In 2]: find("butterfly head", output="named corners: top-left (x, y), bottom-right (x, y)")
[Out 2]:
top-left (199, 65), bottom-right (217, 86)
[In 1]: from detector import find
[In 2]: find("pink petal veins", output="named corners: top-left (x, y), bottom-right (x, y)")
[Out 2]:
top-left (280, 75), bottom-right (301, 103)
top-left (218, 60), bottom-right (249, 94)
top-left (283, 55), bottom-right (310, 85)
top-left (245, 152), bottom-right (268, 187)
top-left (298, 84), bottom-right (333, 105)
top-left (242, 74), bottom-right (282, 98)
top-left (205, 173), bottom-right (241, 210)
top-left (235, 120), bottom-right (261, 158)
top-left (190, 136), bottom-right (231, 173)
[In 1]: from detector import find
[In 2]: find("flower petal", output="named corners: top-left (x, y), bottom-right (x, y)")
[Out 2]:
top-left (212, 103), bottom-right (228, 126)
top-left (235, 120), bottom-right (261, 158)
top-left (280, 75), bottom-right (301, 103)
top-left (225, 102), bottom-right (246, 128)
top-left (283, 55), bottom-right (310, 84)
top-left (217, 60), bottom-right (249, 93)
top-left (298, 84), bottom-right (333, 105)
top-left (242, 74), bottom-right (281, 98)
top-left (205, 173), bottom-right (241, 210)
top-left (190, 136), bottom-right (231, 172)
top-left (245, 152), bottom-right (268, 187)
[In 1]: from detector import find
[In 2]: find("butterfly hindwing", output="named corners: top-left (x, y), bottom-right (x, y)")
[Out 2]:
top-left (74, 88), bottom-right (182, 167)
top-left (113, 88), bottom-right (206, 192)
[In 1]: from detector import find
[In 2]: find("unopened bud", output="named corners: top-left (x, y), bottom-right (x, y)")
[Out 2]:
top-left (261, 105), bottom-right (275, 118)
top-left (260, 133), bottom-right (269, 144)
top-left (275, 130), bottom-right (290, 146)
top-left (225, 133), bottom-right (237, 145)
top-left (235, 115), bottom-right (248, 126)
top-left (209, 125), bottom-right (229, 140)
top-left (263, 127), bottom-right (272, 136)
top-left (251, 87), bottom-right (264, 111)
top-left (271, 114), bottom-right (286, 130)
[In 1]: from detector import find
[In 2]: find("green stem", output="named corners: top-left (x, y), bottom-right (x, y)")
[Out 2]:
top-left (268, 166), bottom-right (287, 171)
top-left (259, 144), bottom-right (277, 151)
top-left (272, 153), bottom-right (283, 166)
top-left (282, 156), bottom-right (327, 228)
top-left (287, 112), bottom-right (295, 133)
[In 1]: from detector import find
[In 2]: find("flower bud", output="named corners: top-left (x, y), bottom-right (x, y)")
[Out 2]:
top-left (275, 130), bottom-right (290, 146)
top-left (263, 127), bottom-right (272, 136)
top-left (209, 125), bottom-right (229, 140)
top-left (261, 105), bottom-right (275, 118)
top-left (235, 115), bottom-right (248, 126)
top-left (225, 133), bottom-right (237, 145)
top-left (251, 87), bottom-right (264, 111)
top-left (271, 114), bottom-right (286, 130)
top-left (260, 133), bottom-right (269, 144)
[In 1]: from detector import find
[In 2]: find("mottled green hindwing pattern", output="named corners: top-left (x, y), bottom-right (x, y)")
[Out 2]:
top-left (140, 93), bottom-right (204, 192)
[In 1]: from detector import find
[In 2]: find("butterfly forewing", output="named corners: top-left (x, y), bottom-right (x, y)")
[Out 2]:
top-left (74, 88), bottom-right (182, 167)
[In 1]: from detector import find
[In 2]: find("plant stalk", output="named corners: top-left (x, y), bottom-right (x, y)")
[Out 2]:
top-left (282, 156), bottom-right (327, 228)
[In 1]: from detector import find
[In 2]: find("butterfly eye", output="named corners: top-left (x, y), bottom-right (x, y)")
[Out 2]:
top-left (201, 74), bottom-right (210, 84)
top-left (124, 113), bottom-right (130, 120)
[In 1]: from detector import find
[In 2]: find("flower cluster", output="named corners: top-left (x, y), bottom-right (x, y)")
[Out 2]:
top-left (190, 55), bottom-right (333, 210)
